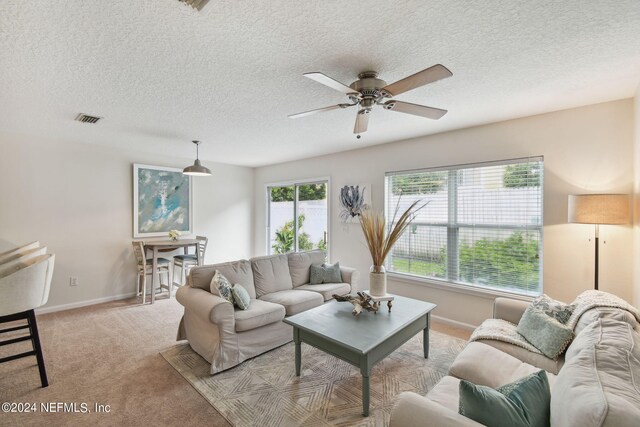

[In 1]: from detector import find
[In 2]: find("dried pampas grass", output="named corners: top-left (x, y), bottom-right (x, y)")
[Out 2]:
top-left (359, 198), bottom-right (426, 273)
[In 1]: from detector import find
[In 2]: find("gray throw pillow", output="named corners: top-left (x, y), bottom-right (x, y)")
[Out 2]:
top-left (309, 262), bottom-right (342, 284)
top-left (232, 284), bottom-right (251, 310)
top-left (459, 370), bottom-right (551, 427)
top-left (531, 294), bottom-right (575, 324)
top-left (210, 270), bottom-right (234, 304)
top-left (517, 305), bottom-right (574, 359)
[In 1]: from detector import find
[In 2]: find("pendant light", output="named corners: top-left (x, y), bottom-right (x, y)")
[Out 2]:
top-left (183, 140), bottom-right (212, 176)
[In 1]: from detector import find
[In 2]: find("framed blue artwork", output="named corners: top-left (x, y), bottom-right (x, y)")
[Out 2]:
top-left (133, 164), bottom-right (193, 238)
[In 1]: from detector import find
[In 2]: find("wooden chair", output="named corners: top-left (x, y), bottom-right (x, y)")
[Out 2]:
top-left (0, 253), bottom-right (55, 388)
top-left (172, 236), bottom-right (208, 287)
top-left (132, 241), bottom-right (172, 304)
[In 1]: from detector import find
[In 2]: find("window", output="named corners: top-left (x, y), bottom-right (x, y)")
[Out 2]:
top-left (385, 157), bottom-right (543, 296)
top-left (267, 179), bottom-right (329, 255)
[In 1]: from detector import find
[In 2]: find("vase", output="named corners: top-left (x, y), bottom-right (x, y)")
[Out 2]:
top-left (369, 265), bottom-right (387, 297)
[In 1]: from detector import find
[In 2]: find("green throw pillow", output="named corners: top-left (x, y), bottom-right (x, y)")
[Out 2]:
top-left (210, 270), bottom-right (234, 304)
top-left (232, 284), bottom-right (251, 310)
top-left (309, 262), bottom-right (342, 284)
top-left (459, 370), bottom-right (551, 427)
top-left (531, 294), bottom-right (575, 324)
top-left (517, 305), bottom-right (574, 359)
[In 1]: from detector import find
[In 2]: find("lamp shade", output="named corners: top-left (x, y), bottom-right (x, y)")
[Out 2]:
top-left (183, 159), bottom-right (211, 176)
top-left (568, 194), bottom-right (630, 225)
top-left (183, 140), bottom-right (211, 176)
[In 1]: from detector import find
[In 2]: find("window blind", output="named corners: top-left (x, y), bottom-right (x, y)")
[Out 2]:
top-left (385, 157), bottom-right (543, 296)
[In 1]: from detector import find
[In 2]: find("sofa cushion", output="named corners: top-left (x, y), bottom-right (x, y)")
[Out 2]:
top-left (287, 250), bottom-right (326, 287)
top-left (459, 370), bottom-right (551, 427)
top-left (258, 290), bottom-right (323, 316)
top-left (475, 339), bottom-right (564, 375)
top-left (234, 299), bottom-right (285, 332)
top-left (232, 284), bottom-right (251, 310)
top-left (210, 270), bottom-right (234, 304)
top-left (450, 342), bottom-right (557, 390)
top-left (573, 306), bottom-right (639, 337)
top-left (428, 375), bottom-right (464, 412)
top-left (310, 262), bottom-right (342, 284)
top-left (295, 282), bottom-right (350, 301)
top-left (190, 260), bottom-right (256, 298)
top-left (251, 254), bottom-right (293, 297)
top-left (517, 306), bottom-right (573, 359)
top-left (551, 343), bottom-right (640, 427)
top-left (567, 317), bottom-right (640, 362)
top-left (531, 294), bottom-right (575, 324)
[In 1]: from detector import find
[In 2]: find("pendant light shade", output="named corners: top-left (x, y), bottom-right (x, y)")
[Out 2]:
top-left (183, 140), bottom-right (212, 176)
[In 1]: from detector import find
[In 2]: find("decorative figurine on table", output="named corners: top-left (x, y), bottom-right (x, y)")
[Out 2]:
top-left (333, 291), bottom-right (394, 316)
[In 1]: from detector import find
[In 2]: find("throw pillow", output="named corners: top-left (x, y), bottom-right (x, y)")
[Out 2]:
top-left (210, 270), bottom-right (234, 304)
top-left (232, 284), bottom-right (251, 310)
top-left (531, 294), bottom-right (575, 324)
top-left (459, 370), bottom-right (551, 427)
top-left (517, 305), bottom-right (574, 359)
top-left (309, 262), bottom-right (342, 284)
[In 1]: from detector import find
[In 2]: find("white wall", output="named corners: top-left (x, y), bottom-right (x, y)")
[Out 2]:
top-left (255, 99), bottom-right (635, 326)
top-left (634, 84), bottom-right (640, 309)
top-left (0, 131), bottom-right (254, 310)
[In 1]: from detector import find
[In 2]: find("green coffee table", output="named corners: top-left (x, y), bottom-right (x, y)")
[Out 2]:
top-left (284, 294), bottom-right (436, 416)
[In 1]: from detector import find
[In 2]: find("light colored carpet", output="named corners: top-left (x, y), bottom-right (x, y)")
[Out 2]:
top-left (0, 296), bottom-right (231, 427)
top-left (161, 330), bottom-right (466, 427)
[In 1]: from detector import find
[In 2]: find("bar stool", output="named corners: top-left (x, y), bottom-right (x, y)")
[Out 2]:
top-left (0, 253), bottom-right (55, 388)
top-left (132, 241), bottom-right (172, 304)
top-left (173, 236), bottom-right (208, 287)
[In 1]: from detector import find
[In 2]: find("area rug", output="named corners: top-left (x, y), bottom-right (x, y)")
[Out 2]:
top-left (161, 331), bottom-right (465, 427)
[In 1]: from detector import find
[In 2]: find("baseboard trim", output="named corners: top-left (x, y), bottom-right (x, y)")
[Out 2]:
top-left (431, 314), bottom-right (477, 331)
top-left (36, 292), bottom-right (137, 314)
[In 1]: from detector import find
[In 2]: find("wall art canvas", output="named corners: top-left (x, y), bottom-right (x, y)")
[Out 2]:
top-left (133, 164), bottom-right (192, 237)
top-left (339, 184), bottom-right (371, 223)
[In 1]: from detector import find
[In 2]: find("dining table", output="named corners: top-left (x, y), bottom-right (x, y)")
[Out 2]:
top-left (141, 238), bottom-right (203, 304)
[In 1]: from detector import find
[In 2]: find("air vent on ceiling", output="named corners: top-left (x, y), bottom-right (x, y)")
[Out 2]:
top-left (178, 0), bottom-right (210, 11)
top-left (75, 113), bottom-right (102, 124)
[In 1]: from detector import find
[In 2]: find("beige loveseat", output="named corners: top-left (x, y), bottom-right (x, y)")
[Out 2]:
top-left (390, 296), bottom-right (640, 426)
top-left (176, 250), bottom-right (359, 373)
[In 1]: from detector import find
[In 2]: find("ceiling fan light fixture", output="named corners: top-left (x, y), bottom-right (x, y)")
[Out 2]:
top-left (290, 64), bottom-right (453, 137)
top-left (183, 140), bottom-right (212, 176)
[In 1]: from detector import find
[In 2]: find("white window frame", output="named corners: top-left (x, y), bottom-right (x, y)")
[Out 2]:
top-left (265, 176), bottom-right (331, 258)
top-left (385, 157), bottom-right (544, 298)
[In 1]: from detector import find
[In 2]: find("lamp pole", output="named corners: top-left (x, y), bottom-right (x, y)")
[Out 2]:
top-left (594, 224), bottom-right (599, 290)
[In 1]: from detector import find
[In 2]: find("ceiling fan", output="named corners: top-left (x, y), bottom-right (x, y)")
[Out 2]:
top-left (289, 64), bottom-right (452, 138)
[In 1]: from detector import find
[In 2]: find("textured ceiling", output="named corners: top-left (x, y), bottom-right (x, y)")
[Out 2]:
top-left (1, 1), bottom-right (639, 167)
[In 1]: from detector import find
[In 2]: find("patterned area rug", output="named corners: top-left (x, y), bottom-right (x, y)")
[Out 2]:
top-left (161, 331), bottom-right (465, 427)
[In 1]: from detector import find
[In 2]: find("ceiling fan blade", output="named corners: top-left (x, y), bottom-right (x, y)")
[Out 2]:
top-left (383, 100), bottom-right (447, 120)
top-left (304, 72), bottom-right (359, 95)
top-left (354, 110), bottom-right (370, 134)
top-left (381, 64), bottom-right (452, 97)
top-left (288, 103), bottom-right (353, 119)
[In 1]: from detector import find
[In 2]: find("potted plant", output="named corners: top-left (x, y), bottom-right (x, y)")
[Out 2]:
top-left (359, 199), bottom-right (425, 296)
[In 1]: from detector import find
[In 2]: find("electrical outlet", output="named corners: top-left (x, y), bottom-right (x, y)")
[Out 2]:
top-left (70, 277), bottom-right (79, 287)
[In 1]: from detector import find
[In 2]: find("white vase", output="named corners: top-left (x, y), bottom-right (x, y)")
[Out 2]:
top-left (369, 265), bottom-right (387, 297)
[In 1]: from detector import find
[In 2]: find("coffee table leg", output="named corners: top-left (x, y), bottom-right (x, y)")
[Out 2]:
top-left (360, 356), bottom-right (372, 417)
top-left (294, 328), bottom-right (301, 376)
top-left (423, 313), bottom-right (430, 358)
top-left (362, 372), bottom-right (370, 416)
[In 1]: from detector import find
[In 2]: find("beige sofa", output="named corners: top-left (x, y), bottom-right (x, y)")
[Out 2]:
top-left (390, 297), bottom-right (640, 426)
top-left (176, 250), bottom-right (359, 373)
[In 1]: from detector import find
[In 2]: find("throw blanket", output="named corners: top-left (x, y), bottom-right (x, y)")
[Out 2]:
top-left (469, 290), bottom-right (640, 356)
top-left (566, 290), bottom-right (640, 328)
top-left (470, 318), bottom-right (542, 354)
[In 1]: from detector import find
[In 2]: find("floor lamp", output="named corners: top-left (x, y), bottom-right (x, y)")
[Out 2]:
top-left (567, 194), bottom-right (630, 290)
